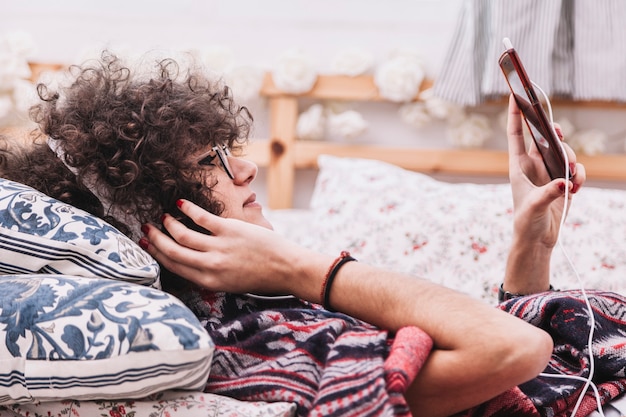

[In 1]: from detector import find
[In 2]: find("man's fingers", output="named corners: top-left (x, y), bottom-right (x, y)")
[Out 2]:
top-left (506, 94), bottom-right (527, 158)
top-left (176, 199), bottom-right (223, 235)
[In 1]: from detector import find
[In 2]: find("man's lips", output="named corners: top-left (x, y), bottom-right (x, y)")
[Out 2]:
top-left (244, 193), bottom-right (259, 207)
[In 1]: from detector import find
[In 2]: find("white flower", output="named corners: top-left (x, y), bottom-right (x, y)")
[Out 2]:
top-left (554, 117), bottom-right (576, 138)
top-left (568, 129), bottom-right (607, 156)
top-left (296, 104), bottom-right (326, 141)
top-left (272, 49), bottom-right (317, 94)
top-left (447, 113), bottom-right (492, 148)
top-left (497, 109), bottom-right (508, 131)
top-left (374, 55), bottom-right (425, 102)
top-left (0, 96), bottom-right (12, 119)
top-left (399, 102), bottom-right (432, 129)
top-left (0, 55), bottom-right (32, 90)
top-left (324, 100), bottom-right (350, 114)
top-left (11, 78), bottom-right (37, 114)
top-left (327, 110), bottom-right (368, 140)
top-left (330, 48), bottom-right (374, 76)
top-left (0, 31), bottom-right (36, 58)
top-left (194, 45), bottom-right (234, 75)
top-left (445, 105), bottom-right (468, 127)
top-left (35, 68), bottom-right (71, 94)
top-left (0, 32), bottom-right (37, 128)
top-left (225, 66), bottom-right (264, 102)
top-left (419, 88), bottom-right (463, 121)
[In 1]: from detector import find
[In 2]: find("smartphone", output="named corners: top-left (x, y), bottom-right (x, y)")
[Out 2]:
top-left (498, 37), bottom-right (570, 179)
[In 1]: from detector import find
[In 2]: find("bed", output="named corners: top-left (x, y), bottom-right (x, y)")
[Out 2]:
top-left (2, 68), bottom-right (626, 416)
top-left (252, 72), bottom-right (626, 304)
top-left (240, 72), bottom-right (626, 305)
top-left (253, 73), bottom-right (626, 416)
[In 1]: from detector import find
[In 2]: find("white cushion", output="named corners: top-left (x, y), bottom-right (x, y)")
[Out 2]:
top-left (0, 178), bottom-right (159, 285)
top-left (0, 274), bottom-right (214, 404)
top-left (301, 155), bottom-right (626, 303)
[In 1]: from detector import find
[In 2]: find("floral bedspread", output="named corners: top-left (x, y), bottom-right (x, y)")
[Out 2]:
top-left (266, 156), bottom-right (626, 305)
top-left (0, 390), bottom-right (296, 417)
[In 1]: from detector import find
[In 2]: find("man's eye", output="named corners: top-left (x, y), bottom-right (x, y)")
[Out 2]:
top-left (198, 155), bottom-right (217, 166)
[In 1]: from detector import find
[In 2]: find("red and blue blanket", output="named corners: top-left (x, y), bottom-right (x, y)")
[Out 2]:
top-left (457, 290), bottom-right (626, 417)
top-left (181, 288), bottom-right (431, 417)
top-left (181, 288), bottom-right (626, 417)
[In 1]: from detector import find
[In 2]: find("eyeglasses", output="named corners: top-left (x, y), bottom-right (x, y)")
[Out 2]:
top-left (197, 145), bottom-right (234, 179)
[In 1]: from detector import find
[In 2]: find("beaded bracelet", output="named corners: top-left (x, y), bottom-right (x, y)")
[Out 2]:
top-left (321, 251), bottom-right (357, 312)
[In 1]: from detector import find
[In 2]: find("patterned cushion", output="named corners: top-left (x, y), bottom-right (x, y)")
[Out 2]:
top-left (0, 178), bottom-right (159, 285)
top-left (0, 274), bottom-right (214, 404)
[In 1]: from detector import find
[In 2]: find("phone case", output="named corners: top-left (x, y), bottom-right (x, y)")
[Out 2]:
top-left (498, 39), bottom-right (569, 179)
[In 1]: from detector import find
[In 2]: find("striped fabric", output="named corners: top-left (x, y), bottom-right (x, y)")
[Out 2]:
top-left (180, 290), bottom-right (432, 417)
top-left (456, 290), bottom-right (626, 416)
top-left (572, 1), bottom-right (626, 101)
top-left (433, 0), bottom-right (626, 106)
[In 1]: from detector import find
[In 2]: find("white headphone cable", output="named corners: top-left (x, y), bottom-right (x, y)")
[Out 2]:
top-left (532, 81), bottom-right (604, 417)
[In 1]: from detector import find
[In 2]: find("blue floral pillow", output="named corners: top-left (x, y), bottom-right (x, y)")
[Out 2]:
top-left (0, 178), bottom-right (159, 285)
top-left (0, 274), bottom-right (214, 404)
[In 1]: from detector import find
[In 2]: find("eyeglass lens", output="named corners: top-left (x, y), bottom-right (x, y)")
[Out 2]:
top-left (215, 146), bottom-right (234, 179)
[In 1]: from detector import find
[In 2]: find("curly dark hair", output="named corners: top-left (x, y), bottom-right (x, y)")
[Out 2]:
top-left (0, 51), bottom-right (252, 239)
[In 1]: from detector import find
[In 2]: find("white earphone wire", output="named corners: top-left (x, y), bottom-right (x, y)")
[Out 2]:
top-left (531, 81), bottom-right (604, 417)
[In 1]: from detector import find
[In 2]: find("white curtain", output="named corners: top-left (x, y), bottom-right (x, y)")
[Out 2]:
top-left (433, 0), bottom-right (626, 106)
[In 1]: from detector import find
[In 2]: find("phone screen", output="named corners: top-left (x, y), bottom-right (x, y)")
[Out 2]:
top-left (499, 47), bottom-right (569, 179)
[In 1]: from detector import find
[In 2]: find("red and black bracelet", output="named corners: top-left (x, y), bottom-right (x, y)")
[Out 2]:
top-left (320, 251), bottom-right (357, 311)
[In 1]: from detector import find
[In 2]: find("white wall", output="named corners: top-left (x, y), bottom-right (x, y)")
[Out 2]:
top-left (3, 1), bottom-right (624, 207)
top-left (2, 0), bottom-right (472, 207)
top-left (2, 1), bottom-right (463, 67)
